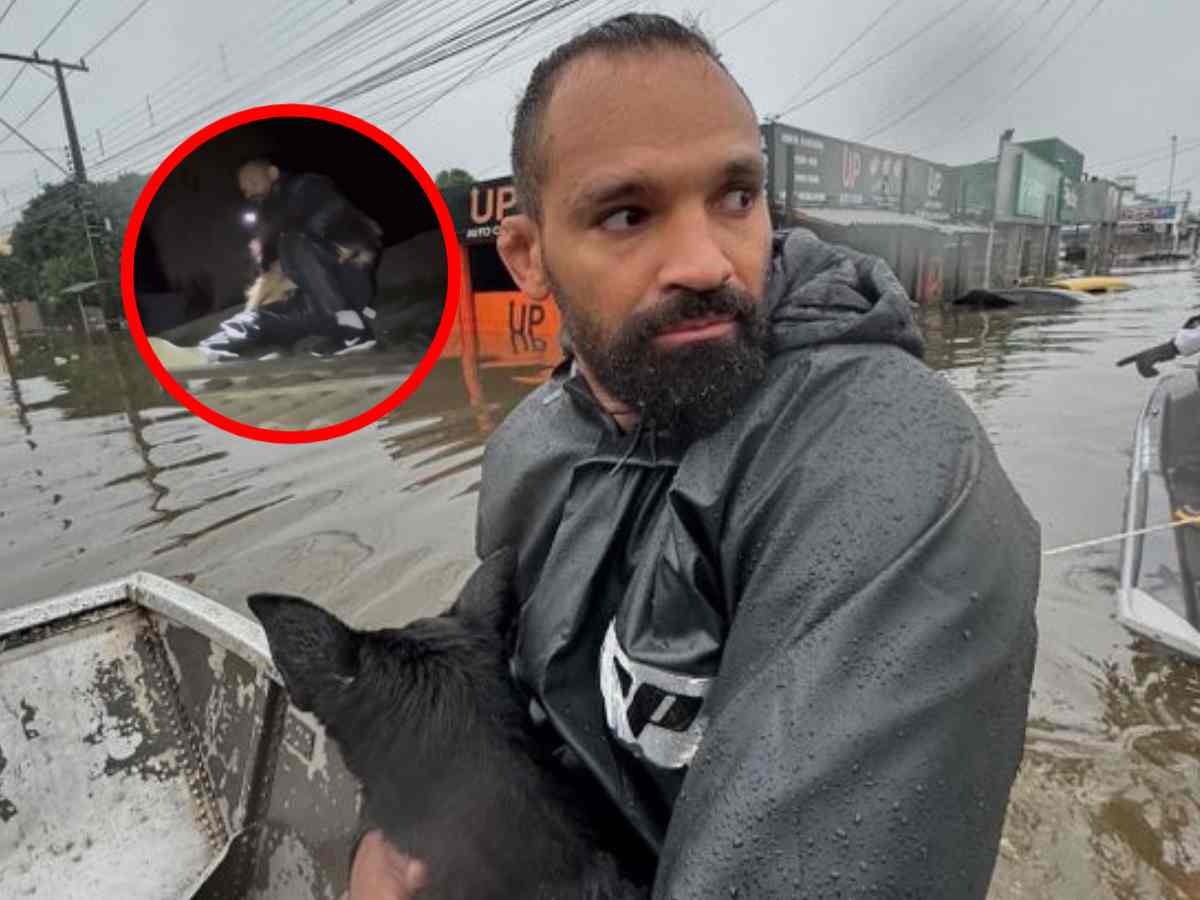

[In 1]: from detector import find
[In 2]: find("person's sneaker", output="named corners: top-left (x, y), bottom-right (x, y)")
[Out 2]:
top-left (148, 336), bottom-right (225, 370)
top-left (306, 333), bottom-right (378, 358)
top-left (306, 307), bottom-right (378, 357)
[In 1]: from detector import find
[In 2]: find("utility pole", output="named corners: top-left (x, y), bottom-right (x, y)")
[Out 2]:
top-left (0, 52), bottom-right (113, 325)
top-left (1166, 134), bottom-right (1179, 256)
top-left (1166, 134), bottom-right (1178, 203)
top-left (53, 60), bottom-right (86, 182)
top-left (0, 53), bottom-right (88, 183)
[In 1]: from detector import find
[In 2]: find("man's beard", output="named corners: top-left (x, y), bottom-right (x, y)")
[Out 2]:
top-left (552, 274), bottom-right (771, 442)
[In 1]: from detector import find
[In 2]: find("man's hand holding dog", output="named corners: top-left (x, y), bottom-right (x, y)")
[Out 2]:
top-left (349, 830), bottom-right (428, 900)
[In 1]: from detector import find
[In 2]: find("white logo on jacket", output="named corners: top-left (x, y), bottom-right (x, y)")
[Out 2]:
top-left (599, 621), bottom-right (712, 770)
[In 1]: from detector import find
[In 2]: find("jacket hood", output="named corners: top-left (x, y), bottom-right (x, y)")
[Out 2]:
top-left (766, 228), bottom-right (925, 359)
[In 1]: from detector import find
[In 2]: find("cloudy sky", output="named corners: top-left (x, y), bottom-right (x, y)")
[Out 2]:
top-left (0, 0), bottom-right (1196, 228)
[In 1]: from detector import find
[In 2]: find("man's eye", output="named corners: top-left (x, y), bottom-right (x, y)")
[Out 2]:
top-left (720, 189), bottom-right (756, 213)
top-left (600, 208), bottom-right (647, 232)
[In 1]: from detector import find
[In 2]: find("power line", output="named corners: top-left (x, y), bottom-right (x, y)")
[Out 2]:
top-left (714, 0), bottom-right (787, 39)
top-left (0, 115), bottom-right (69, 175)
top-left (81, 0), bottom-right (330, 150)
top-left (772, 0), bottom-right (975, 120)
top-left (93, 0), bottom-right (446, 153)
top-left (911, 0), bottom-right (1091, 157)
top-left (88, 0), bottom-right (567, 168)
top-left (393, 0), bottom-right (550, 129)
top-left (1106, 138), bottom-right (1200, 177)
top-left (86, 0), bottom-right (443, 173)
top-left (0, 0), bottom-right (148, 157)
top-left (6, 0), bottom-right (604, 214)
top-left (773, 0), bottom-right (906, 114)
top-left (77, 0), bottom-right (336, 153)
top-left (373, 0), bottom-right (622, 103)
top-left (359, 0), bottom-right (631, 125)
top-left (366, 0), bottom-right (597, 111)
top-left (0, 0), bottom-right (85, 105)
top-left (375, 0), bottom-right (632, 125)
top-left (1093, 135), bottom-right (1200, 170)
top-left (858, 0), bottom-right (1052, 142)
top-left (306, 0), bottom-right (476, 106)
top-left (320, 0), bottom-right (548, 105)
top-left (35, 0), bottom-right (85, 52)
top-left (87, 0), bottom-right (598, 179)
top-left (81, 0), bottom-right (152, 59)
top-left (0, 1), bottom-right (18, 28)
top-left (83, 0), bottom-right (404, 170)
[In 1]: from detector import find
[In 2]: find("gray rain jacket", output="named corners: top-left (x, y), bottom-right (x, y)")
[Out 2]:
top-left (476, 228), bottom-right (1040, 899)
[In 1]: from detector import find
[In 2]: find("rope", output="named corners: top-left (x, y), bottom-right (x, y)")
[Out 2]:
top-left (1042, 511), bottom-right (1200, 557)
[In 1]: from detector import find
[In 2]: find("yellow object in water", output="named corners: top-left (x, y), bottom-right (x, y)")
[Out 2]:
top-left (1047, 276), bottom-right (1132, 294)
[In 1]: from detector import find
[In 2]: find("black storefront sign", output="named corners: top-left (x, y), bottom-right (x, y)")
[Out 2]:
top-left (770, 123), bottom-right (905, 210)
top-left (902, 157), bottom-right (959, 220)
top-left (442, 176), bottom-right (519, 245)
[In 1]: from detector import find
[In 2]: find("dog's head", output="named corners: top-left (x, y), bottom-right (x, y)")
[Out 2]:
top-left (248, 548), bottom-right (521, 761)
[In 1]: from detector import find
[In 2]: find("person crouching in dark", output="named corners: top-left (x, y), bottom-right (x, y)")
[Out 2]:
top-left (197, 159), bottom-right (383, 361)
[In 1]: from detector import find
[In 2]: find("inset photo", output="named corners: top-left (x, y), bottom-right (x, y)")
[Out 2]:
top-left (123, 104), bottom-right (458, 440)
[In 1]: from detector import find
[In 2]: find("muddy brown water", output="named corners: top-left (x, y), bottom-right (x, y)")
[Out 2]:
top-left (3, 269), bottom-right (1200, 897)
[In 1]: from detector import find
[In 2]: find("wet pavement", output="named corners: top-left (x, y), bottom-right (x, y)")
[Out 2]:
top-left (3, 268), bottom-right (1200, 897)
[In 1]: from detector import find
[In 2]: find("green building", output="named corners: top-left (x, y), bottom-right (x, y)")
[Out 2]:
top-left (1018, 137), bottom-right (1085, 183)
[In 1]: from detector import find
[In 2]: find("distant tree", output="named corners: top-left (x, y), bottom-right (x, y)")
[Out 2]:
top-left (7, 172), bottom-right (148, 310)
top-left (435, 168), bottom-right (476, 190)
top-left (40, 252), bottom-right (96, 303)
top-left (10, 181), bottom-right (84, 271)
top-left (0, 252), bottom-right (38, 302)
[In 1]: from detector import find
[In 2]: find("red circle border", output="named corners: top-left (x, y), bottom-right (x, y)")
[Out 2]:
top-left (119, 103), bottom-right (462, 444)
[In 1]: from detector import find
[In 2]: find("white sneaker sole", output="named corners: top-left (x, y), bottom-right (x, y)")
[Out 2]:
top-left (310, 339), bottom-right (378, 358)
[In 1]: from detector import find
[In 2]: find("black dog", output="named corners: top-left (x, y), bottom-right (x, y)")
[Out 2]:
top-left (249, 548), bottom-right (645, 900)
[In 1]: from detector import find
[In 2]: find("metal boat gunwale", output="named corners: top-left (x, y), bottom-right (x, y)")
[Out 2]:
top-left (1116, 371), bottom-right (1200, 661)
top-left (0, 572), bottom-right (277, 681)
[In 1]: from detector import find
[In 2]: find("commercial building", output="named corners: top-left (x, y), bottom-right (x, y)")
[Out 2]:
top-left (761, 121), bottom-right (988, 303)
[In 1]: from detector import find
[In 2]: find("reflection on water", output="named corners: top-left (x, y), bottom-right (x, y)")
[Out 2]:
top-left (176, 352), bottom-right (422, 430)
top-left (4, 268), bottom-right (1200, 897)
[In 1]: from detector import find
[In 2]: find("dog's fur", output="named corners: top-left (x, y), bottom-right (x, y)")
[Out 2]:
top-left (243, 241), bottom-right (374, 311)
top-left (248, 549), bottom-right (646, 900)
top-left (243, 262), bottom-right (297, 311)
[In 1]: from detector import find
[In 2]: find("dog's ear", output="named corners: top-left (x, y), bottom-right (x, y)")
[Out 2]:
top-left (248, 593), bottom-right (362, 713)
top-left (449, 547), bottom-right (519, 637)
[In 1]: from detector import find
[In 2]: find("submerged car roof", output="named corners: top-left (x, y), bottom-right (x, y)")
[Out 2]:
top-left (954, 287), bottom-right (1093, 307)
top-left (996, 287), bottom-right (1094, 303)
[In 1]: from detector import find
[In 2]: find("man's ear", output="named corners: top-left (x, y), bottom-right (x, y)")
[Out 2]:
top-left (267, 164), bottom-right (280, 182)
top-left (497, 214), bottom-right (551, 301)
top-left (448, 547), bottom-right (519, 637)
top-left (248, 594), bottom-right (362, 714)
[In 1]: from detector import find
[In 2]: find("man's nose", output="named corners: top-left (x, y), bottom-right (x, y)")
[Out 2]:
top-left (657, 205), bottom-right (735, 294)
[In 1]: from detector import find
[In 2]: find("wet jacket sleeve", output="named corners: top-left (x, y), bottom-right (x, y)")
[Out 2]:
top-left (259, 175), bottom-right (380, 271)
top-left (652, 345), bottom-right (1040, 899)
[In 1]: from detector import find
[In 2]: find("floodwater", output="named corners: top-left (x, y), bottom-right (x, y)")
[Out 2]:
top-left (3, 269), bottom-right (1200, 898)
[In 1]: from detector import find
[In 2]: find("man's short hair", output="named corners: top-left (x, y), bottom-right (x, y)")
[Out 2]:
top-left (510, 13), bottom-right (747, 222)
top-left (238, 157), bottom-right (276, 176)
